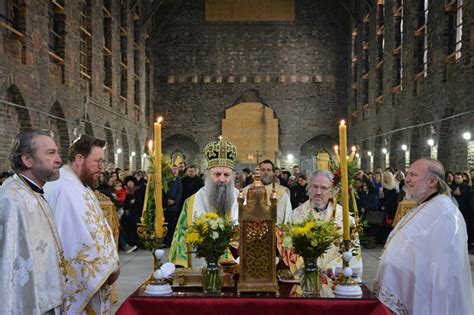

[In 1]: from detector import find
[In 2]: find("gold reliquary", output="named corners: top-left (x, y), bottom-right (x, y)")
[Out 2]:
top-left (237, 169), bottom-right (279, 294)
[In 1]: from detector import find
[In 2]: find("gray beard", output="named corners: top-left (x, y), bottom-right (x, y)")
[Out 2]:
top-left (261, 174), bottom-right (272, 185)
top-left (205, 176), bottom-right (235, 217)
top-left (403, 184), bottom-right (428, 203)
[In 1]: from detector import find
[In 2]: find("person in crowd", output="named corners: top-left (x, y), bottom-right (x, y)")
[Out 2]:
top-left (451, 172), bottom-right (472, 248)
top-left (123, 176), bottom-right (141, 247)
top-left (381, 171), bottom-right (399, 225)
top-left (290, 173), bottom-right (309, 209)
top-left (169, 137), bottom-right (239, 267)
top-left (178, 161), bottom-right (187, 177)
top-left (275, 166), bottom-right (288, 187)
top-left (372, 172), bottom-right (383, 196)
top-left (241, 167), bottom-right (253, 186)
top-left (44, 135), bottom-right (120, 314)
top-left (292, 165), bottom-right (300, 176)
top-left (445, 171), bottom-right (454, 186)
top-left (164, 165), bottom-right (183, 247)
top-left (358, 179), bottom-right (380, 215)
top-left (287, 175), bottom-right (296, 188)
top-left (0, 130), bottom-right (65, 314)
top-left (112, 179), bottom-right (127, 207)
top-left (180, 165), bottom-right (204, 211)
top-left (462, 171), bottom-right (472, 186)
top-left (375, 159), bottom-right (472, 314)
top-left (394, 170), bottom-right (406, 201)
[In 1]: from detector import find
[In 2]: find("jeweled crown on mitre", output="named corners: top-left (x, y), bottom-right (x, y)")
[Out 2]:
top-left (204, 136), bottom-right (237, 169)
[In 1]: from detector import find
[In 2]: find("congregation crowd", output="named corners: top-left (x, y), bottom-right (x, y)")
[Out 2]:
top-left (60, 160), bottom-right (474, 254)
top-left (0, 130), bottom-right (472, 314)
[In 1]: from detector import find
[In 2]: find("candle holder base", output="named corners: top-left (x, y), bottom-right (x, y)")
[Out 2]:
top-left (137, 223), bottom-right (168, 285)
top-left (334, 283), bottom-right (362, 297)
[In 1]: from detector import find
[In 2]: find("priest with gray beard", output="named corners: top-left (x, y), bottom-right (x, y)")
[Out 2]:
top-left (169, 137), bottom-right (239, 268)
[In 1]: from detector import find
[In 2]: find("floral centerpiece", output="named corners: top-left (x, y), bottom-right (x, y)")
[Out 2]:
top-left (186, 213), bottom-right (236, 293)
top-left (282, 217), bottom-right (338, 296)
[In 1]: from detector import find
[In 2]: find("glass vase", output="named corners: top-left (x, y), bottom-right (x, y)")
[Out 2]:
top-left (300, 257), bottom-right (322, 297)
top-left (202, 259), bottom-right (222, 294)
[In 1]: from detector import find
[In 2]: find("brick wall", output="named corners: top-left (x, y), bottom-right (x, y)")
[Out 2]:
top-left (152, 0), bottom-right (350, 171)
top-left (0, 1), bottom-right (153, 171)
top-left (348, 0), bottom-right (474, 172)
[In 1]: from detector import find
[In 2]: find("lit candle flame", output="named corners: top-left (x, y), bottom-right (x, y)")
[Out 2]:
top-left (157, 116), bottom-right (163, 124)
top-left (340, 120), bottom-right (345, 126)
top-left (351, 145), bottom-right (356, 152)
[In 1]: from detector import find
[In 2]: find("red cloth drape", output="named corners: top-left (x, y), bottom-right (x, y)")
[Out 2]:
top-left (117, 296), bottom-right (391, 315)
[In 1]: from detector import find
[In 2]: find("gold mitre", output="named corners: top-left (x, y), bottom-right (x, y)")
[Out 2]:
top-left (204, 136), bottom-right (237, 169)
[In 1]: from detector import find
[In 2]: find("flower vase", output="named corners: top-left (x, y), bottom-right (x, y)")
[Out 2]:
top-left (202, 259), bottom-right (222, 293)
top-left (300, 257), bottom-right (322, 297)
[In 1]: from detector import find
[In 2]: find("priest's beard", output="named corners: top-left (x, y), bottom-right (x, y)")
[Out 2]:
top-left (33, 160), bottom-right (60, 183)
top-left (261, 174), bottom-right (273, 185)
top-left (80, 165), bottom-right (100, 189)
top-left (403, 182), bottom-right (429, 203)
top-left (205, 176), bottom-right (235, 217)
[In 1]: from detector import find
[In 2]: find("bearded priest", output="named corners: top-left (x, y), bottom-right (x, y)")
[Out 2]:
top-left (169, 136), bottom-right (239, 267)
top-left (45, 135), bottom-right (120, 314)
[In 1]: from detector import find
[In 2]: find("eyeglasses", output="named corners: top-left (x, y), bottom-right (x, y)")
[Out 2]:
top-left (94, 159), bottom-right (106, 167)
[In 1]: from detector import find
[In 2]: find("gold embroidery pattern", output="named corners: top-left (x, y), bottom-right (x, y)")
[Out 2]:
top-left (63, 191), bottom-right (117, 311)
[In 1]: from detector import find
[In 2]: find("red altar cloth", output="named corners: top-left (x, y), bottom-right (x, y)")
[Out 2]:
top-left (117, 291), bottom-right (391, 315)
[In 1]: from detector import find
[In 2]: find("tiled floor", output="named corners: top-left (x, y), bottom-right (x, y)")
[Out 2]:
top-left (112, 246), bottom-right (474, 313)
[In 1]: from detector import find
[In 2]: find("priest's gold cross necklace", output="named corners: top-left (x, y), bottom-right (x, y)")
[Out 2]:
top-left (18, 175), bottom-right (69, 281)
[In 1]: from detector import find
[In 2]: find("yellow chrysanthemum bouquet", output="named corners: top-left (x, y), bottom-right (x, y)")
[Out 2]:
top-left (186, 213), bottom-right (236, 293)
top-left (186, 213), bottom-right (236, 262)
top-left (282, 218), bottom-right (338, 258)
top-left (282, 217), bottom-right (338, 296)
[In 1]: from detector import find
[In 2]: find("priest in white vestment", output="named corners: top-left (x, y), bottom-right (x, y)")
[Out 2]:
top-left (288, 170), bottom-right (363, 276)
top-left (375, 159), bottom-right (473, 315)
top-left (45, 135), bottom-right (119, 315)
top-left (169, 137), bottom-right (239, 267)
top-left (0, 130), bottom-right (65, 314)
top-left (242, 159), bottom-right (292, 225)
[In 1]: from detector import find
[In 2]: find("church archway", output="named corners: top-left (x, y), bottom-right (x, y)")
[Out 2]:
top-left (49, 102), bottom-right (70, 161)
top-left (104, 122), bottom-right (114, 164)
top-left (121, 128), bottom-right (130, 169)
top-left (410, 126), bottom-right (430, 163)
top-left (7, 84), bottom-right (31, 131)
top-left (222, 100), bottom-right (278, 167)
top-left (163, 134), bottom-right (200, 167)
top-left (300, 134), bottom-right (338, 173)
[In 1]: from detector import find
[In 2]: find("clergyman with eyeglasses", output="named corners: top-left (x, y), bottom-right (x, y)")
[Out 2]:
top-left (44, 134), bottom-right (120, 314)
top-left (289, 170), bottom-right (363, 277)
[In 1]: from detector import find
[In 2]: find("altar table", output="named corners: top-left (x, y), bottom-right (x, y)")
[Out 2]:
top-left (116, 283), bottom-right (391, 315)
